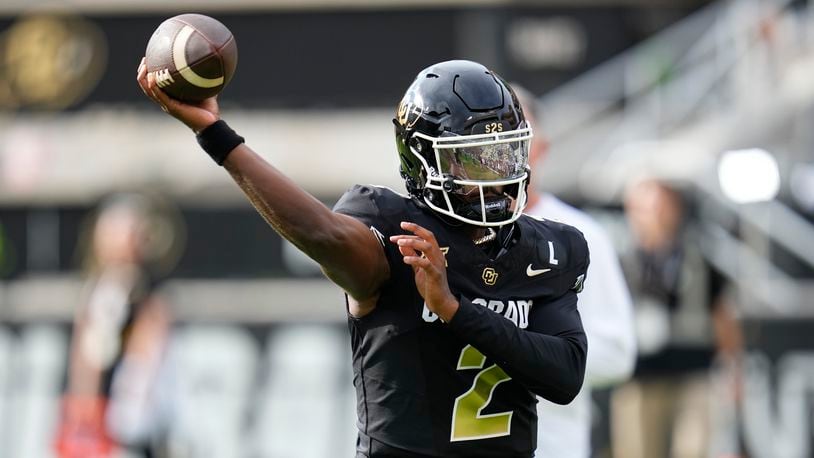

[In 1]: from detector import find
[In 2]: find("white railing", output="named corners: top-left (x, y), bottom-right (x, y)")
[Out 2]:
top-left (542, 0), bottom-right (810, 144)
top-left (539, 0), bottom-right (814, 314)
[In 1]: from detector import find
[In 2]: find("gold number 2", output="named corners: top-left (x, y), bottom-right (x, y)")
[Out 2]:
top-left (450, 345), bottom-right (513, 442)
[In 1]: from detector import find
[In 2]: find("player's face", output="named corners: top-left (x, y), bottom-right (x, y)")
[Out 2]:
top-left (410, 125), bottom-right (532, 226)
top-left (435, 131), bottom-right (527, 205)
top-left (436, 133), bottom-right (528, 182)
top-left (456, 183), bottom-right (506, 200)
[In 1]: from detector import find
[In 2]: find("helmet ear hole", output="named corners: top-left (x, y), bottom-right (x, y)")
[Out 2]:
top-left (410, 136), bottom-right (424, 153)
top-left (442, 175), bottom-right (456, 192)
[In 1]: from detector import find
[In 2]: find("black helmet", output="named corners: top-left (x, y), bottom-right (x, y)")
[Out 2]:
top-left (393, 60), bottom-right (532, 227)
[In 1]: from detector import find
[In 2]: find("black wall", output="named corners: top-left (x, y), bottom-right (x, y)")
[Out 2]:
top-left (0, 5), bottom-right (701, 111)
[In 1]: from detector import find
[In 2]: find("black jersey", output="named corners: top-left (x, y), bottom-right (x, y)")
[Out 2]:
top-left (334, 185), bottom-right (589, 457)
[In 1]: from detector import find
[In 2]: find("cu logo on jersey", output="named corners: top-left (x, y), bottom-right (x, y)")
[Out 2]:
top-left (482, 267), bottom-right (498, 286)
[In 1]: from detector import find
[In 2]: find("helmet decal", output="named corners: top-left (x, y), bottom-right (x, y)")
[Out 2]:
top-left (396, 91), bottom-right (424, 129)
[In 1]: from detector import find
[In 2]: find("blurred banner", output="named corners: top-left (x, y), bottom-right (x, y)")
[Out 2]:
top-left (0, 204), bottom-right (331, 279)
top-left (740, 318), bottom-right (814, 458)
top-left (0, 6), bottom-right (694, 111)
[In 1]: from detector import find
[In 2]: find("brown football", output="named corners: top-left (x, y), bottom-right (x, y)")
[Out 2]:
top-left (145, 14), bottom-right (237, 102)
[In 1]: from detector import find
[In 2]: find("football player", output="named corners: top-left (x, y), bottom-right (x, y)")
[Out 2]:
top-left (137, 59), bottom-right (589, 457)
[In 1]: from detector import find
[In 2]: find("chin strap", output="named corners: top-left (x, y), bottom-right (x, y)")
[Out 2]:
top-left (456, 196), bottom-right (511, 224)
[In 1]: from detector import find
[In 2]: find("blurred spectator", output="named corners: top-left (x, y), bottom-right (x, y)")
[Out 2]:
top-left (55, 194), bottom-right (175, 458)
top-left (514, 86), bottom-right (637, 458)
top-left (612, 178), bottom-right (743, 458)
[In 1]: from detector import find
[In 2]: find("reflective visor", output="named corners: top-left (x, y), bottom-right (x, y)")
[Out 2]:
top-left (415, 128), bottom-right (532, 182)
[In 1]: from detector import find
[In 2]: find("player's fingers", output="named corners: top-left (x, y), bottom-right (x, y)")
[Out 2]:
top-left (397, 244), bottom-right (418, 259)
top-left (403, 255), bottom-right (444, 282)
top-left (148, 90), bottom-right (169, 113)
top-left (152, 84), bottom-right (181, 110)
top-left (394, 229), bottom-right (445, 266)
top-left (145, 73), bottom-right (175, 113)
top-left (144, 71), bottom-right (160, 100)
top-left (402, 255), bottom-right (432, 270)
top-left (390, 234), bottom-right (428, 246)
top-left (389, 235), bottom-right (422, 243)
top-left (395, 237), bottom-right (433, 255)
top-left (400, 222), bottom-right (439, 246)
top-left (137, 61), bottom-right (151, 96)
top-left (391, 235), bottom-right (427, 259)
top-left (138, 80), bottom-right (150, 99)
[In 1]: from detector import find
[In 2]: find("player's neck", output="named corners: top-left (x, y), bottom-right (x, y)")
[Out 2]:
top-left (472, 224), bottom-right (517, 260)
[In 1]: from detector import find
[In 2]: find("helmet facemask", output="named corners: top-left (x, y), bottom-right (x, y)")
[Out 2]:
top-left (410, 125), bottom-right (533, 227)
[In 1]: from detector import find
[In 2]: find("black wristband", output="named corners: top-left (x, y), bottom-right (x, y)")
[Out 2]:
top-left (196, 120), bottom-right (245, 165)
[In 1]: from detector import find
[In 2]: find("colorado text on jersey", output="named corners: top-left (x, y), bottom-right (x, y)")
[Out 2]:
top-left (422, 299), bottom-right (532, 328)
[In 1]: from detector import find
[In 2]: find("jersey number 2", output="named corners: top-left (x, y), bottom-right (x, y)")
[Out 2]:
top-left (450, 345), bottom-right (513, 442)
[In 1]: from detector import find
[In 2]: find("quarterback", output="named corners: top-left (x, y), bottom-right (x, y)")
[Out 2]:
top-left (137, 59), bottom-right (589, 457)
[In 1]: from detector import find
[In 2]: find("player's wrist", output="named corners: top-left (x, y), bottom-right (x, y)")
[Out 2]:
top-left (436, 294), bottom-right (460, 323)
top-left (196, 119), bottom-right (245, 165)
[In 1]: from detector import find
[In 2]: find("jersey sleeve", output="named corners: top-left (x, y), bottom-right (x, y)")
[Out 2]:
top-left (332, 185), bottom-right (404, 274)
top-left (447, 291), bottom-right (587, 404)
top-left (562, 223), bottom-right (590, 295)
top-left (533, 218), bottom-right (591, 297)
top-left (445, 221), bottom-right (591, 404)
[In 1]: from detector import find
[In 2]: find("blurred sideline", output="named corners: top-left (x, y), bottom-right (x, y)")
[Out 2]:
top-left (1, 277), bottom-right (345, 322)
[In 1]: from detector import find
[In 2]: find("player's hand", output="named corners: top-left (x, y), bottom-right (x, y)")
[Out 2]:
top-left (390, 222), bottom-right (459, 322)
top-left (136, 57), bottom-right (219, 133)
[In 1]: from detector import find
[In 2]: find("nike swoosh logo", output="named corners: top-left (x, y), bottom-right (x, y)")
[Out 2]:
top-left (526, 265), bottom-right (551, 277)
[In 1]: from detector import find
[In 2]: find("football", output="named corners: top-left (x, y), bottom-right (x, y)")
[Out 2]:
top-left (145, 14), bottom-right (237, 102)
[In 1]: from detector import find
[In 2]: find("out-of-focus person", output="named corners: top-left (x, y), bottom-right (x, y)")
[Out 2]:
top-left (55, 193), bottom-right (180, 458)
top-left (612, 178), bottom-right (743, 458)
top-left (513, 86), bottom-right (637, 458)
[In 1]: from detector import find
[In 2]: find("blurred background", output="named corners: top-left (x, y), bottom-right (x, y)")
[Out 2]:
top-left (0, 0), bottom-right (812, 457)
